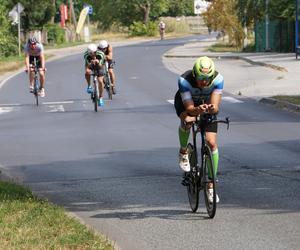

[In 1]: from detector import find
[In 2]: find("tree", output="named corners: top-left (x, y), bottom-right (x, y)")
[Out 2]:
top-left (89, 0), bottom-right (176, 30)
top-left (236, 0), bottom-right (295, 26)
top-left (203, 0), bottom-right (245, 48)
top-left (164, 0), bottom-right (194, 16)
top-left (0, 0), bottom-right (18, 56)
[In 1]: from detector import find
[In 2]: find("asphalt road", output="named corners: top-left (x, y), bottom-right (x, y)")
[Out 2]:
top-left (0, 36), bottom-right (300, 250)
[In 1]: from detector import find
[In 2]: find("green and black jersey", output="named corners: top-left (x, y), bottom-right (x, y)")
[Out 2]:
top-left (84, 50), bottom-right (105, 65)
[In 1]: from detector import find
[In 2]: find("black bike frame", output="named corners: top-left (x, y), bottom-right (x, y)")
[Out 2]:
top-left (32, 57), bottom-right (39, 106)
top-left (191, 114), bottom-right (230, 181)
top-left (191, 119), bottom-right (207, 177)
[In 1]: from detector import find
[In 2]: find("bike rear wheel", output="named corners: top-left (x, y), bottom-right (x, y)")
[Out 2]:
top-left (186, 143), bottom-right (199, 213)
top-left (203, 146), bottom-right (217, 218)
top-left (105, 75), bottom-right (113, 100)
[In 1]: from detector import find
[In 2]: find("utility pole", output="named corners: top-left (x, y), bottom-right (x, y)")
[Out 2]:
top-left (265, 0), bottom-right (271, 51)
top-left (17, 4), bottom-right (21, 56)
top-left (296, 0), bottom-right (299, 59)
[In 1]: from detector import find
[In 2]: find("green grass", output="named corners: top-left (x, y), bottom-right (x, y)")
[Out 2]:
top-left (0, 56), bottom-right (24, 74)
top-left (208, 41), bottom-right (256, 53)
top-left (272, 95), bottom-right (300, 105)
top-left (0, 181), bottom-right (113, 250)
top-left (208, 42), bottom-right (241, 52)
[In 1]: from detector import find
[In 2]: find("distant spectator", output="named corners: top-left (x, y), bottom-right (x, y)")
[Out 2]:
top-left (159, 21), bottom-right (166, 40)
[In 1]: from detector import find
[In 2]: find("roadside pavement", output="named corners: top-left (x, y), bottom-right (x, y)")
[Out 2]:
top-left (163, 38), bottom-right (300, 113)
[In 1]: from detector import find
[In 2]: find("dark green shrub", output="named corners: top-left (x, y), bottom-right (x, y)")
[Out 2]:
top-left (0, 35), bottom-right (18, 57)
top-left (129, 21), bottom-right (158, 36)
top-left (44, 24), bottom-right (65, 44)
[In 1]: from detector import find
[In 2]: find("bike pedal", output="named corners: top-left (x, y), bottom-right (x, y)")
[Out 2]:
top-left (181, 179), bottom-right (189, 186)
top-left (181, 174), bottom-right (190, 186)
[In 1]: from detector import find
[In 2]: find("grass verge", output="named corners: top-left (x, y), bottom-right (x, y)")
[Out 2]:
top-left (0, 56), bottom-right (24, 75)
top-left (271, 95), bottom-right (300, 105)
top-left (208, 42), bottom-right (240, 52)
top-left (0, 181), bottom-right (113, 250)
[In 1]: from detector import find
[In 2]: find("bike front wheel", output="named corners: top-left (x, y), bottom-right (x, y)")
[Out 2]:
top-left (33, 78), bottom-right (39, 106)
top-left (93, 81), bottom-right (99, 112)
top-left (203, 146), bottom-right (217, 218)
top-left (186, 143), bottom-right (199, 213)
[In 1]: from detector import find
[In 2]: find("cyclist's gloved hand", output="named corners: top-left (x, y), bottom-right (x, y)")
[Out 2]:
top-left (207, 104), bottom-right (215, 112)
top-left (198, 104), bottom-right (209, 114)
top-left (91, 59), bottom-right (99, 65)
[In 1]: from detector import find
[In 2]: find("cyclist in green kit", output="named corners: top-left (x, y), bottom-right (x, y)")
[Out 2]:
top-left (174, 56), bottom-right (224, 203)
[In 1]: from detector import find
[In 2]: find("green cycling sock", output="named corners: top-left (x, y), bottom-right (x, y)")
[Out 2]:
top-left (208, 149), bottom-right (219, 179)
top-left (178, 126), bottom-right (190, 150)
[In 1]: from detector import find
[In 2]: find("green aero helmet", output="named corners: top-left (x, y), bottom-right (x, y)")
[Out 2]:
top-left (192, 56), bottom-right (215, 80)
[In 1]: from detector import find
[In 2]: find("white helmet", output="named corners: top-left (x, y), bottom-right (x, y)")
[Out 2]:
top-left (98, 40), bottom-right (108, 49)
top-left (87, 43), bottom-right (97, 54)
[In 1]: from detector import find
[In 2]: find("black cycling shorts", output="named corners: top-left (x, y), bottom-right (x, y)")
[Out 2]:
top-left (29, 56), bottom-right (42, 69)
top-left (107, 59), bottom-right (115, 69)
top-left (88, 64), bottom-right (104, 76)
top-left (174, 90), bottom-right (218, 133)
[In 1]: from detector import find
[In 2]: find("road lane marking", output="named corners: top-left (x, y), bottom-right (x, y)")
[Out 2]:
top-left (47, 105), bottom-right (65, 112)
top-left (222, 96), bottom-right (244, 103)
top-left (0, 107), bottom-right (14, 114)
top-left (0, 103), bottom-right (22, 107)
top-left (167, 99), bottom-right (174, 104)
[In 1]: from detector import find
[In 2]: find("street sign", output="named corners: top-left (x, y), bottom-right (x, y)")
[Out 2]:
top-left (88, 6), bottom-right (93, 15)
top-left (83, 4), bottom-right (93, 15)
top-left (8, 2), bottom-right (24, 24)
top-left (8, 2), bottom-right (24, 56)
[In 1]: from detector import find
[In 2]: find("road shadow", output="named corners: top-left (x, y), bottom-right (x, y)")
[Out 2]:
top-left (1, 140), bottom-right (300, 221)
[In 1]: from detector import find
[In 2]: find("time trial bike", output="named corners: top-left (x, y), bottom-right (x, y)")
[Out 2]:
top-left (182, 114), bottom-right (230, 218)
top-left (90, 64), bottom-right (101, 112)
top-left (31, 57), bottom-right (40, 106)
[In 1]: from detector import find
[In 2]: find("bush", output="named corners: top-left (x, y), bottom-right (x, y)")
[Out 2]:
top-left (129, 21), bottom-right (158, 36)
top-left (0, 34), bottom-right (18, 57)
top-left (44, 24), bottom-right (65, 44)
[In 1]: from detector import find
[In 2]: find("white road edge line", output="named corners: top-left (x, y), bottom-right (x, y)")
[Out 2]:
top-left (222, 96), bottom-right (244, 103)
top-left (43, 101), bottom-right (74, 105)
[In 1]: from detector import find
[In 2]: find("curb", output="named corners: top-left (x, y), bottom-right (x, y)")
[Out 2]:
top-left (260, 97), bottom-right (300, 113)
